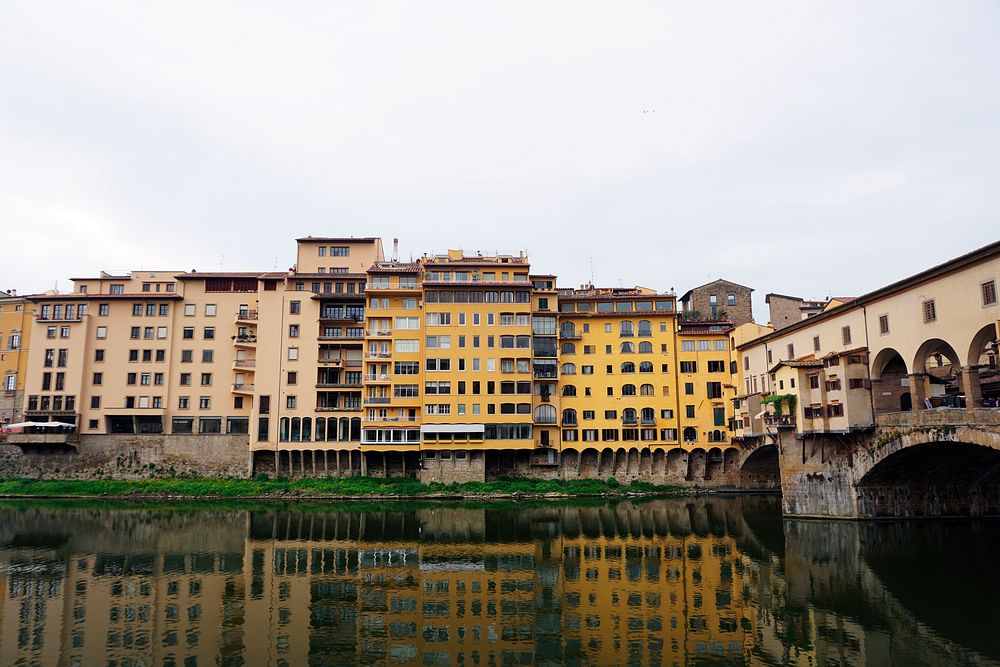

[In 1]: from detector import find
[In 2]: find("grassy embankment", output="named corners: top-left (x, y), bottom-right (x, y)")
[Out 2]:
top-left (0, 476), bottom-right (685, 499)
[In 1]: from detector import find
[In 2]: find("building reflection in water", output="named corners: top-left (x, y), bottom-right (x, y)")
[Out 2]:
top-left (0, 497), bottom-right (996, 667)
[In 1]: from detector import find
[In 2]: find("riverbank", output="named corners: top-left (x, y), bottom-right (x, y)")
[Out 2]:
top-left (0, 476), bottom-right (694, 500)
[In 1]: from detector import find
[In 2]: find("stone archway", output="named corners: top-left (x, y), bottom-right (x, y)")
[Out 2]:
top-left (857, 440), bottom-right (1000, 518)
top-left (739, 444), bottom-right (780, 490)
top-left (871, 347), bottom-right (910, 414)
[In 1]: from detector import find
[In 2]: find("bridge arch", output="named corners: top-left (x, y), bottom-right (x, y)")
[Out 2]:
top-left (872, 347), bottom-right (910, 413)
top-left (856, 425), bottom-right (1000, 518)
top-left (967, 323), bottom-right (998, 368)
top-left (739, 444), bottom-right (780, 490)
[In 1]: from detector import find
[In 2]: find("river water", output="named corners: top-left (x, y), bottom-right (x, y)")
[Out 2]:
top-left (0, 496), bottom-right (996, 667)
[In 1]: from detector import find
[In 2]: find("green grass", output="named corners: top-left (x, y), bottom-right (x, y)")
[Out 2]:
top-left (0, 476), bottom-right (686, 500)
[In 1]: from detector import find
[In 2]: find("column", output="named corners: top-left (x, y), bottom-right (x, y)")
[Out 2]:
top-left (962, 366), bottom-right (983, 409)
top-left (908, 373), bottom-right (928, 410)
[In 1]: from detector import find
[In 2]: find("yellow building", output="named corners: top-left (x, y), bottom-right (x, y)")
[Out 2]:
top-left (0, 292), bottom-right (33, 425)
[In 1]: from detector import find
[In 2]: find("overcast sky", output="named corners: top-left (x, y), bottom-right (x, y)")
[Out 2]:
top-left (2, 1), bottom-right (998, 320)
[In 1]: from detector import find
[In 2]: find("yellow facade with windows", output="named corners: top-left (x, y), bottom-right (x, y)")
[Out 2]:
top-left (0, 293), bottom-right (33, 424)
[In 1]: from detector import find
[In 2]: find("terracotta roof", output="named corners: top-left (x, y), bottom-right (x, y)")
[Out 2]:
top-left (259, 272), bottom-right (290, 279)
top-left (821, 346), bottom-right (869, 359)
top-left (368, 262), bottom-right (421, 274)
top-left (769, 357), bottom-right (824, 373)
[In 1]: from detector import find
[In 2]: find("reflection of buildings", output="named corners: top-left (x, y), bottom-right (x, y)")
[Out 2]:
top-left (0, 500), bottom-right (992, 667)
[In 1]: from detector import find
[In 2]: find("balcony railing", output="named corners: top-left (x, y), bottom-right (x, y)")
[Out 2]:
top-left (366, 352), bottom-right (392, 360)
top-left (641, 418), bottom-right (657, 426)
top-left (365, 416), bottom-right (421, 423)
top-left (316, 382), bottom-right (362, 389)
top-left (319, 333), bottom-right (364, 341)
top-left (235, 310), bottom-right (258, 320)
top-left (233, 335), bottom-right (257, 345)
top-left (364, 397), bottom-right (392, 405)
top-left (36, 315), bottom-right (82, 322)
top-left (622, 418), bottom-right (638, 426)
top-left (365, 374), bottom-right (391, 382)
top-left (234, 359), bottom-right (256, 369)
top-left (764, 414), bottom-right (796, 428)
top-left (316, 405), bottom-right (361, 412)
top-left (232, 383), bottom-right (255, 393)
top-left (365, 330), bottom-right (393, 337)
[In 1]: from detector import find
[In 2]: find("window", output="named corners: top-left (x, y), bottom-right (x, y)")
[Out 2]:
top-left (286, 395), bottom-right (297, 409)
top-left (787, 343), bottom-right (794, 359)
top-left (200, 373), bottom-right (212, 386)
top-left (99, 303), bottom-right (110, 316)
top-left (201, 349), bottom-right (213, 363)
top-left (922, 299), bottom-right (936, 323)
top-left (289, 324), bottom-right (299, 338)
top-left (203, 327), bottom-right (215, 339)
top-left (841, 326), bottom-right (852, 345)
top-left (199, 396), bottom-right (211, 409)
top-left (983, 281), bottom-right (997, 306)
top-left (679, 361), bottom-right (696, 373)
top-left (684, 382), bottom-right (694, 395)
top-left (706, 382), bottom-right (723, 399)
top-left (879, 314), bottom-right (889, 335)
top-left (707, 360), bottom-right (725, 373)
top-left (727, 293), bottom-right (736, 306)
top-left (288, 347), bottom-right (299, 360)
top-left (681, 340), bottom-right (695, 352)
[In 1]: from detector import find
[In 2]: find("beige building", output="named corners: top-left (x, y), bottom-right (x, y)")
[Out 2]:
top-left (738, 241), bottom-right (1000, 444)
top-left (0, 292), bottom-right (33, 425)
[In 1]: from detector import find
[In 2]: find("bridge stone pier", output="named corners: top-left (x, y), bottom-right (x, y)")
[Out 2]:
top-left (775, 409), bottom-right (1000, 519)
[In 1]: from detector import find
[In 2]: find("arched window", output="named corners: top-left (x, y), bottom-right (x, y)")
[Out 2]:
top-left (291, 417), bottom-right (301, 442)
top-left (561, 363), bottom-right (576, 375)
top-left (638, 341), bottom-right (653, 353)
top-left (302, 417), bottom-right (312, 441)
top-left (623, 408), bottom-right (637, 424)
top-left (640, 384), bottom-right (655, 396)
top-left (562, 385), bottom-right (577, 397)
top-left (683, 427), bottom-right (698, 442)
top-left (621, 362), bottom-right (635, 373)
top-left (350, 418), bottom-right (362, 441)
top-left (709, 430), bottom-right (725, 442)
top-left (620, 321), bottom-right (634, 337)
top-left (339, 417), bottom-right (351, 441)
top-left (622, 384), bottom-right (636, 396)
top-left (561, 342), bottom-right (576, 355)
top-left (639, 361), bottom-right (654, 373)
top-left (315, 417), bottom-right (326, 441)
top-left (535, 404), bottom-right (556, 424)
top-left (560, 323), bottom-right (576, 337)
top-left (327, 417), bottom-right (338, 441)
top-left (641, 407), bottom-right (655, 424)
top-left (620, 342), bottom-right (635, 354)
top-left (638, 320), bottom-right (652, 337)
top-left (562, 408), bottom-right (578, 425)
top-left (279, 417), bottom-right (290, 442)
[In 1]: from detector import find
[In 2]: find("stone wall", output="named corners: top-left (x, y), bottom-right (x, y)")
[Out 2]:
top-left (418, 451), bottom-right (486, 484)
top-left (0, 434), bottom-right (251, 479)
top-left (685, 280), bottom-right (754, 325)
top-left (0, 389), bottom-right (24, 426)
top-left (766, 294), bottom-right (804, 330)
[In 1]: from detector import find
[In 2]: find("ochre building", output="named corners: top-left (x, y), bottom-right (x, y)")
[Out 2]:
top-left (14, 237), bottom-right (744, 483)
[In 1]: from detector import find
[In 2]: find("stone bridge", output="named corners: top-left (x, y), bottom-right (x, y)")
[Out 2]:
top-left (771, 408), bottom-right (1000, 519)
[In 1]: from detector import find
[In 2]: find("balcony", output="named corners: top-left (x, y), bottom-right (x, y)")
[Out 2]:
top-left (622, 418), bottom-right (638, 427)
top-left (364, 397), bottom-right (392, 405)
top-left (8, 432), bottom-right (79, 447)
top-left (365, 282), bottom-right (419, 291)
top-left (561, 420), bottom-right (578, 427)
top-left (235, 309), bottom-right (258, 322)
top-left (36, 315), bottom-right (82, 323)
top-left (764, 414), bottom-right (796, 428)
top-left (320, 312), bottom-right (364, 323)
top-left (316, 405), bottom-right (362, 412)
top-left (318, 333), bottom-right (364, 341)
top-left (641, 418), bottom-right (657, 426)
top-left (233, 335), bottom-right (257, 347)
top-left (366, 351), bottom-right (392, 360)
top-left (365, 374), bottom-right (391, 383)
top-left (233, 359), bottom-right (256, 369)
top-left (365, 330), bottom-right (393, 337)
top-left (316, 382), bottom-right (362, 389)
top-left (232, 383), bottom-right (255, 394)
top-left (364, 416), bottom-right (421, 424)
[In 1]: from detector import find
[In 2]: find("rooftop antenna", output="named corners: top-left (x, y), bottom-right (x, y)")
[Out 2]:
top-left (588, 257), bottom-right (595, 285)
top-left (219, 254), bottom-right (225, 268)
top-left (273, 256), bottom-right (278, 270)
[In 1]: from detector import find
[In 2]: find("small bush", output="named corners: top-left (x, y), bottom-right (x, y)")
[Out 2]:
top-left (606, 477), bottom-right (620, 487)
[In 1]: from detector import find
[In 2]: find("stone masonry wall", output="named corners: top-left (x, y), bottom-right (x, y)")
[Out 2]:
top-left (686, 280), bottom-right (754, 325)
top-left (767, 295), bottom-right (804, 330)
top-left (0, 434), bottom-right (251, 479)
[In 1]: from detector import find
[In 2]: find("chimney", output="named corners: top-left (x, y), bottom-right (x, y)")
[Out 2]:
top-left (393, 238), bottom-right (399, 262)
